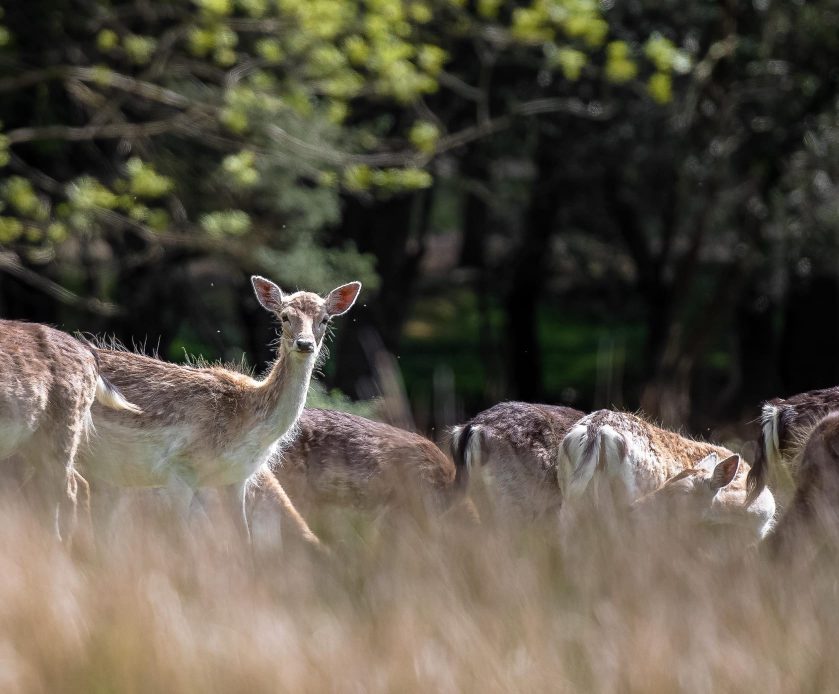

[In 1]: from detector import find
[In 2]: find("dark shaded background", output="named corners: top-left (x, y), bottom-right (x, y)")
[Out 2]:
top-left (2, 0), bottom-right (839, 435)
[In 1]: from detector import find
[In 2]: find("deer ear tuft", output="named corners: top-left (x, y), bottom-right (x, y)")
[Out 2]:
top-left (251, 276), bottom-right (284, 313)
top-left (711, 454), bottom-right (740, 491)
top-left (325, 281), bottom-right (361, 316)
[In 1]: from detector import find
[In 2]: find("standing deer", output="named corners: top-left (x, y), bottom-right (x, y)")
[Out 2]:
top-left (632, 451), bottom-right (776, 540)
top-left (746, 386), bottom-right (839, 509)
top-left (450, 402), bottom-right (585, 519)
top-left (768, 411), bottom-right (839, 554)
top-left (79, 276), bottom-right (361, 543)
top-left (0, 320), bottom-right (139, 541)
top-left (274, 408), bottom-right (467, 517)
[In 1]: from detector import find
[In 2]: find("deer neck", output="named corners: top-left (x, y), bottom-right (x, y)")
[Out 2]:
top-left (250, 346), bottom-right (316, 443)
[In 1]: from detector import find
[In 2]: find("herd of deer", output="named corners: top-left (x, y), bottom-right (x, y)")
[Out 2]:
top-left (2, 273), bottom-right (838, 553)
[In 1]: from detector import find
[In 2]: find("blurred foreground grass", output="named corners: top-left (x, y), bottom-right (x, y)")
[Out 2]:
top-left (0, 479), bottom-right (836, 693)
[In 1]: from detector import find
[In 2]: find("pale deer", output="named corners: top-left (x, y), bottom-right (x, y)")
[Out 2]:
top-left (450, 402), bottom-right (585, 519)
top-left (632, 452), bottom-right (776, 540)
top-left (0, 319), bottom-right (139, 540)
top-left (746, 386), bottom-right (839, 509)
top-left (79, 276), bottom-right (361, 543)
top-left (768, 411), bottom-right (839, 554)
top-left (275, 408), bottom-right (468, 517)
top-left (559, 409), bottom-right (751, 506)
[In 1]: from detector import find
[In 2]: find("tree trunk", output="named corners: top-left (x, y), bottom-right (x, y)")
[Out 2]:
top-left (331, 190), bottom-right (431, 399)
top-left (504, 132), bottom-right (561, 401)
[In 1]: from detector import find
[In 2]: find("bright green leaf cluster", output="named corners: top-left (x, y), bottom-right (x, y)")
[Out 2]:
top-left (200, 210), bottom-right (252, 236)
top-left (97, 29), bottom-right (119, 52)
top-left (2, 177), bottom-right (48, 221)
top-left (644, 34), bottom-right (692, 74)
top-left (222, 151), bottom-right (260, 187)
top-left (123, 35), bottom-right (157, 64)
top-left (409, 121), bottom-right (440, 154)
top-left (647, 72), bottom-right (672, 104)
top-left (605, 40), bottom-right (638, 83)
top-left (125, 158), bottom-right (175, 198)
top-left (342, 164), bottom-right (432, 192)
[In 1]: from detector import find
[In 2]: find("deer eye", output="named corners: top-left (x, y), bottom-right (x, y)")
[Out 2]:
top-left (281, 314), bottom-right (290, 323)
top-left (320, 317), bottom-right (329, 325)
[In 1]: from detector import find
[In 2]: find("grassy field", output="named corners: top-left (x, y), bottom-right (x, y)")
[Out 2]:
top-left (2, 479), bottom-right (837, 693)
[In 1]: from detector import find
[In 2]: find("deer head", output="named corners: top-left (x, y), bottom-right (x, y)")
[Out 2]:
top-left (251, 276), bottom-right (361, 358)
top-left (632, 453), bottom-right (742, 522)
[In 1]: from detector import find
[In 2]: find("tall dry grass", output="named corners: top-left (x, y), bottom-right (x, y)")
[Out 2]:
top-left (0, 477), bottom-right (837, 693)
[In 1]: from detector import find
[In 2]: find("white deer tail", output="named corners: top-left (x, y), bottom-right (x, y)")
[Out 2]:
top-left (559, 422), bottom-right (626, 499)
top-left (451, 424), bottom-right (483, 491)
top-left (559, 423), bottom-right (598, 497)
top-left (95, 376), bottom-right (142, 414)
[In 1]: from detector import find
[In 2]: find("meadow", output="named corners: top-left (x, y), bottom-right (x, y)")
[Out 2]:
top-left (1, 468), bottom-right (836, 694)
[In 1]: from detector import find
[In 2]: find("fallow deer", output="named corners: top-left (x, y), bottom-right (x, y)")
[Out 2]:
top-left (79, 276), bottom-right (361, 542)
top-left (559, 410), bottom-right (740, 503)
top-left (746, 386), bottom-right (839, 509)
top-left (0, 320), bottom-right (139, 540)
top-left (768, 411), bottom-right (839, 554)
top-left (450, 402), bottom-right (585, 519)
top-left (275, 408), bottom-right (466, 517)
top-left (632, 452), bottom-right (776, 540)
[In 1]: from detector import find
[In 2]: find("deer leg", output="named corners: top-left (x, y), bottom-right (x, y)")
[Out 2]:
top-left (251, 464), bottom-right (322, 550)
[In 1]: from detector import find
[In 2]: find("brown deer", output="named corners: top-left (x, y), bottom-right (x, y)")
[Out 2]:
top-left (632, 452), bottom-right (776, 540)
top-left (746, 386), bottom-right (839, 509)
top-left (769, 411), bottom-right (839, 554)
top-left (559, 409), bottom-right (739, 503)
top-left (450, 402), bottom-right (585, 519)
top-left (79, 276), bottom-right (361, 543)
top-left (274, 408), bottom-right (466, 517)
top-left (558, 410), bottom-right (776, 537)
top-left (0, 320), bottom-right (139, 540)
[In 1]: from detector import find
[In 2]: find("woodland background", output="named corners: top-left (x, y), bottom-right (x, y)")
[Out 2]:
top-left (2, 0), bottom-right (839, 433)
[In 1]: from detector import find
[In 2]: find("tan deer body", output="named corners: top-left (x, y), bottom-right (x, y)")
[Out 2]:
top-left (560, 409), bottom-right (776, 538)
top-left (559, 410), bottom-right (735, 501)
top-left (450, 402), bottom-right (585, 519)
top-left (79, 277), bottom-right (361, 539)
top-left (276, 408), bottom-right (459, 512)
top-left (0, 319), bottom-right (138, 539)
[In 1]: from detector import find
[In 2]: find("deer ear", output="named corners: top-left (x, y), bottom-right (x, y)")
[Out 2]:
top-left (711, 455), bottom-right (740, 491)
top-left (695, 452), bottom-right (719, 474)
top-left (325, 281), bottom-right (361, 316)
top-left (251, 276), bottom-right (284, 313)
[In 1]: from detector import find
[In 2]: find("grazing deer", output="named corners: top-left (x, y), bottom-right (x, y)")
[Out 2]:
top-left (560, 409), bottom-right (741, 503)
top-left (769, 411), bottom-right (839, 554)
top-left (0, 320), bottom-right (139, 541)
top-left (746, 386), bottom-right (839, 509)
top-left (632, 452), bottom-right (776, 540)
top-left (79, 276), bottom-right (361, 543)
top-left (275, 408), bottom-right (466, 517)
top-left (450, 402), bottom-right (585, 519)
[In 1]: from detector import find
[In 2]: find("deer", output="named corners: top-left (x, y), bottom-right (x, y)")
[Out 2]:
top-left (450, 402), bottom-right (585, 520)
top-left (631, 451), bottom-right (776, 540)
top-left (0, 319), bottom-right (139, 542)
top-left (273, 408), bottom-right (473, 522)
top-left (561, 409), bottom-right (776, 537)
top-left (746, 385), bottom-right (839, 510)
top-left (78, 276), bottom-right (361, 545)
top-left (559, 409), bottom-right (740, 504)
top-left (767, 411), bottom-right (839, 555)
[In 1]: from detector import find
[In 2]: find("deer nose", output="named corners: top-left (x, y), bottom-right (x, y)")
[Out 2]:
top-left (294, 338), bottom-right (315, 353)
